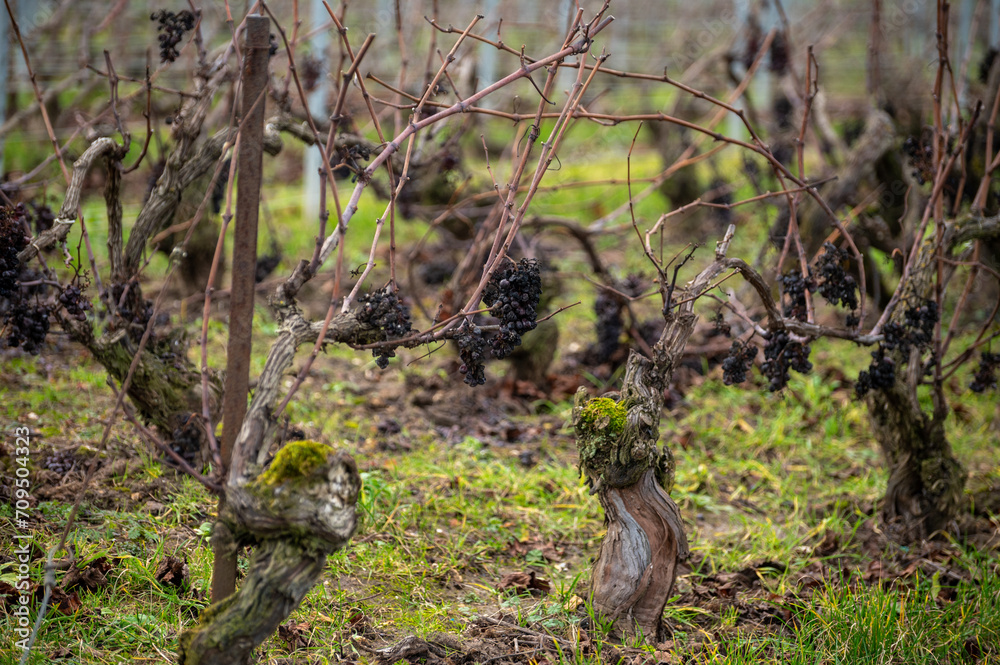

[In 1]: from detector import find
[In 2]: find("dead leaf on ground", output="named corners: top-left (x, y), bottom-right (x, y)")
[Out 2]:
top-left (277, 621), bottom-right (314, 652)
top-left (813, 530), bottom-right (839, 557)
top-left (62, 557), bottom-right (112, 592)
top-left (32, 586), bottom-right (82, 614)
top-left (153, 555), bottom-right (190, 589)
top-left (508, 539), bottom-right (564, 562)
top-left (496, 570), bottom-right (551, 596)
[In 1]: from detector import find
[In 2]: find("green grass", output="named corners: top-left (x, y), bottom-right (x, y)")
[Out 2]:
top-left (3, 79), bottom-right (999, 665)
top-left (2, 331), bottom-right (998, 663)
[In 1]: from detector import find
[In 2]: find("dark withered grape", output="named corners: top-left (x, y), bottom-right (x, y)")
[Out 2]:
top-left (28, 201), bottom-right (54, 236)
top-left (770, 30), bottom-right (789, 75)
top-left (170, 415), bottom-right (202, 466)
top-left (151, 10), bottom-right (196, 63)
top-left (356, 287), bottom-right (412, 369)
top-left (593, 289), bottom-right (623, 363)
top-left (43, 450), bottom-right (79, 475)
top-left (482, 258), bottom-right (542, 360)
top-left (4, 300), bottom-right (50, 354)
top-left (760, 330), bottom-right (812, 391)
top-left (59, 284), bottom-right (92, 322)
top-left (854, 299), bottom-right (937, 397)
top-left (713, 310), bottom-right (732, 337)
top-left (903, 134), bottom-right (934, 185)
top-left (591, 274), bottom-right (645, 363)
top-left (970, 352), bottom-right (1000, 393)
top-left (779, 270), bottom-right (814, 322)
top-left (106, 282), bottom-right (154, 342)
top-left (902, 301), bottom-right (937, 349)
top-left (1, 205), bottom-right (28, 300)
top-left (815, 243), bottom-right (858, 312)
top-left (722, 340), bottom-right (758, 385)
top-left (455, 325), bottom-right (487, 387)
top-left (855, 349), bottom-right (896, 398)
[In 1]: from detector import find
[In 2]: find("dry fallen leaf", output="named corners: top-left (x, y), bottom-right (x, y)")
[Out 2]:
top-left (496, 570), bottom-right (551, 596)
top-left (62, 557), bottom-right (112, 592)
top-left (153, 555), bottom-right (190, 589)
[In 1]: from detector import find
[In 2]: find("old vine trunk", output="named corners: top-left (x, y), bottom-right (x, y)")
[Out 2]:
top-left (574, 352), bottom-right (689, 641)
top-left (866, 379), bottom-right (964, 542)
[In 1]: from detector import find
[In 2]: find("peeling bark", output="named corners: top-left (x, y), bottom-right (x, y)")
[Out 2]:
top-left (574, 351), bottom-right (689, 642)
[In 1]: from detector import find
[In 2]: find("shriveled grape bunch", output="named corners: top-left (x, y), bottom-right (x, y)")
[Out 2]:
top-left (970, 351), bottom-right (999, 393)
top-left (855, 299), bottom-right (938, 397)
top-left (593, 289), bottom-right (623, 363)
top-left (901, 301), bottom-right (937, 349)
top-left (903, 135), bottom-right (935, 185)
top-left (59, 284), bottom-right (92, 322)
top-left (170, 415), bottom-right (203, 466)
top-left (28, 201), bottom-right (54, 236)
top-left (356, 287), bottom-right (412, 369)
top-left (43, 450), bottom-right (79, 475)
top-left (854, 349), bottom-right (896, 397)
top-left (4, 299), bottom-right (50, 355)
top-left (589, 274), bottom-right (645, 364)
top-left (151, 9), bottom-right (196, 63)
top-left (1, 205), bottom-right (52, 355)
top-left (779, 270), bottom-right (814, 322)
top-left (0, 204), bottom-right (27, 300)
top-left (721, 339), bottom-right (758, 385)
top-left (814, 243), bottom-right (858, 317)
top-left (481, 258), bottom-right (542, 360)
top-left (760, 330), bottom-right (812, 391)
top-left (455, 324), bottom-right (487, 387)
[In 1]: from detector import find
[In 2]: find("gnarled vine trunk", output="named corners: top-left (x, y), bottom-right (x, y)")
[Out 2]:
top-left (866, 379), bottom-right (964, 542)
top-left (177, 443), bottom-right (359, 665)
top-left (574, 302), bottom-right (700, 640)
top-left (863, 222), bottom-right (970, 542)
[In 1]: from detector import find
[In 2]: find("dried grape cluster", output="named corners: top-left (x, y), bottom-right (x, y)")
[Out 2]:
top-left (27, 201), bottom-right (54, 236)
top-left (978, 48), bottom-right (997, 84)
top-left (712, 310), bottom-right (731, 337)
top-left (1, 205), bottom-right (52, 355)
top-left (170, 416), bottom-right (202, 466)
top-left (593, 289), bottom-right (623, 363)
top-left (722, 340), bottom-right (758, 385)
top-left (903, 135), bottom-right (934, 185)
top-left (59, 284), bottom-right (91, 322)
top-left (901, 301), bottom-right (937, 349)
top-left (970, 352), bottom-right (1000, 393)
top-left (779, 270), bottom-right (813, 322)
top-left (151, 10), bottom-right (196, 63)
top-left (815, 243), bottom-right (858, 314)
top-left (770, 30), bottom-right (790, 75)
top-left (456, 325), bottom-right (487, 387)
top-left (1, 205), bottom-right (27, 299)
top-left (481, 258), bottom-right (541, 360)
top-left (855, 300), bottom-right (938, 397)
top-left (854, 349), bottom-right (896, 397)
top-left (42, 450), bottom-right (79, 474)
top-left (357, 287), bottom-right (412, 369)
top-left (4, 299), bottom-right (50, 354)
top-left (760, 331), bottom-right (812, 391)
top-left (590, 274), bottom-right (644, 364)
